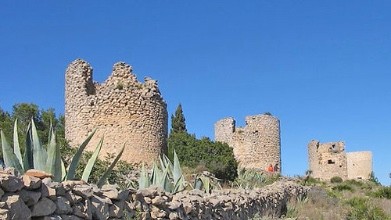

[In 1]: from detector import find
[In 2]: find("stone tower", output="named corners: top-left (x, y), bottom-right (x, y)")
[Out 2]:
top-left (215, 114), bottom-right (281, 172)
top-left (65, 59), bottom-right (168, 165)
top-left (308, 140), bottom-right (372, 180)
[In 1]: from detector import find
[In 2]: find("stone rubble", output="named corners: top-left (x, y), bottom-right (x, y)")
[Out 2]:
top-left (0, 171), bottom-right (308, 220)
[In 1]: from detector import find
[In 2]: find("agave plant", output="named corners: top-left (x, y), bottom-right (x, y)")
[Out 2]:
top-left (233, 168), bottom-right (266, 189)
top-left (0, 118), bottom-right (124, 187)
top-left (138, 150), bottom-right (187, 193)
top-left (193, 171), bottom-right (222, 193)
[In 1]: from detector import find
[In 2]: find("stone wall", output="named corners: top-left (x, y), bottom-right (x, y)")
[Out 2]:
top-left (215, 114), bottom-right (281, 172)
top-left (347, 151), bottom-right (372, 180)
top-left (308, 140), bottom-right (372, 181)
top-left (65, 59), bottom-right (168, 165)
top-left (0, 171), bottom-right (308, 220)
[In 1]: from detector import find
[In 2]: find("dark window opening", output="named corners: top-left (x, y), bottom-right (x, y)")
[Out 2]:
top-left (328, 159), bottom-right (335, 164)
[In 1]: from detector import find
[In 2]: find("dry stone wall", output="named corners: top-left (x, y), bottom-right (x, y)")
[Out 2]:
top-left (0, 170), bottom-right (308, 220)
top-left (308, 140), bottom-right (372, 181)
top-left (65, 59), bottom-right (167, 165)
top-left (215, 114), bottom-right (281, 172)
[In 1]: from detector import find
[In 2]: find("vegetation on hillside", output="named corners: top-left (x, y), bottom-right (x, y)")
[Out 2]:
top-left (168, 104), bottom-right (238, 182)
top-left (285, 176), bottom-right (391, 219)
top-left (0, 103), bottom-right (133, 187)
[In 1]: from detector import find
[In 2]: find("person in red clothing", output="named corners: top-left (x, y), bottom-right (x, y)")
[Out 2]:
top-left (267, 164), bottom-right (274, 172)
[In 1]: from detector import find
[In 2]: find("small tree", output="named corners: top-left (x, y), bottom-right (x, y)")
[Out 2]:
top-left (170, 104), bottom-right (187, 134)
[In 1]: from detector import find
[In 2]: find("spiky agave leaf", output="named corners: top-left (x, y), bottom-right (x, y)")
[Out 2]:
top-left (97, 144), bottom-right (124, 188)
top-left (161, 165), bottom-right (173, 192)
top-left (12, 119), bottom-right (23, 170)
top-left (81, 137), bottom-right (103, 182)
top-left (151, 162), bottom-right (162, 185)
top-left (138, 163), bottom-right (151, 189)
top-left (172, 150), bottom-right (182, 183)
top-left (1, 130), bottom-right (23, 174)
top-left (172, 150), bottom-right (186, 192)
top-left (45, 125), bottom-right (63, 182)
top-left (66, 129), bottom-right (96, 180)
top-left (23, 123), bottom-right (34, 170)
top-left (31, 119), bottom-right (47, 171)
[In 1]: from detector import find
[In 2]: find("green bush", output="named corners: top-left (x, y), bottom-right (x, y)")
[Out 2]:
top-left (332, 183), bottom-right (354, 192)
top-left (346, 197), bottom-right (390, 220)
top-left (168, 132), bottom-right (238, 181)
top-left (330, 176), bottom-right (343, 183)
top-left (371, 186), bottom-right (391, 199)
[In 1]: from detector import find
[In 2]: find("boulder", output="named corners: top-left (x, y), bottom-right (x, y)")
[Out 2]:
top-left (1, 194), bottom-right (31, 219)
top-left (31, 197), bottom-right (57, 217)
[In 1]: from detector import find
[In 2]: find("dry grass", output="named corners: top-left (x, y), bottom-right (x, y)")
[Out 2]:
top-left (285, 179), bottom-right (391, 220)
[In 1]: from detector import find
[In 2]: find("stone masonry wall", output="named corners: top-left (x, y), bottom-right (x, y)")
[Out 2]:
top-left (308, 140), bottom-right (348, 180)
top-left (215, 114), bottom-right (281, 172)
top-left (308, 140), bottom-right (372, 181)
top-left (0, 170), bottom-right (308, 220)
top-left (65, 59), bottom-right (168, 165)
top-left (347, 151), bottom-right (372, 180)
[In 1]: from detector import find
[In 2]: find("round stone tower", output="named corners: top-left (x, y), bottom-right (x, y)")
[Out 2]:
top-left (65, 59), bottom-right (168, 165)
top-left (215, 114), bottom-right (281, 172)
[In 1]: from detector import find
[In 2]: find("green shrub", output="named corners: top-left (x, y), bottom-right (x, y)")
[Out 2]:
top-left (372, 186), bottom-right (391, 199)
top-left (346, 197), bottom-right (390, 220)
top-left (332, 183), bottom-right (354, 192)
top-left (344, 179), bottom-right (363, 187)
top-left (330, 176), bottom-right (343, 183)
top-left (168, 132), bottom-right (238, 181)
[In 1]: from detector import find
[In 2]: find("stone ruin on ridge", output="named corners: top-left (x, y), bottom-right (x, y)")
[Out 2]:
top-left (215, 114), bottom-right (281, 172)
top-left (308, 140), bottom-right (372, 181)
top-left (65, 59), bottom-right (167, 165)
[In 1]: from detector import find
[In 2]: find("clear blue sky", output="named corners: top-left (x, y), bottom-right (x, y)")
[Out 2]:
top-left (1, 1), bottom-right (390, 184)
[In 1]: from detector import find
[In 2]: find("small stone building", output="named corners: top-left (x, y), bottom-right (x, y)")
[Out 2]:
top-left (215, 114), bottom-right (281, 172)
top-left (65, 59), bottom-right (168, 165)
top-left (308, 140), bottom-right (372, 181)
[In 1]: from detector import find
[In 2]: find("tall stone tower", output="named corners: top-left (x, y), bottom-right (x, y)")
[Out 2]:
top-left (65, 59), bottom-right (168, 165)
top-left (215, 114), bottom-right (281, 172)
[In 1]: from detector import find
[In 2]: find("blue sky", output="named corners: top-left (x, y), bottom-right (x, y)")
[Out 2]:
top-left (1, 1), bottom-right (390, 184)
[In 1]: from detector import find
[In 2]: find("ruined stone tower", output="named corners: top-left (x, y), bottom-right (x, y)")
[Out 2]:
top-left (215, 114), bottom-right (281, 172)
top-left (65, 59), bottom-right (167, 165)
top-left (308, 140), bottom-right (372, 181)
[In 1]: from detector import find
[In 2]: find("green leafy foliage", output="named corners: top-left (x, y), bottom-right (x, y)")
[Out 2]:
top-left (330, 176), bottom-right (343, 183)
top-left (371, 186), bottom-right (391, 199)
top-left (346, 197), bottom-right (390, 220)
top-left (0, 118), bottom-right (124, 187)
top-left (168, 132), bottom-right (238, 181)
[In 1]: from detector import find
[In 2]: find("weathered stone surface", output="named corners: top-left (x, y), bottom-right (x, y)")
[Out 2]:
top-left (91, 195), bottom-right (110, 220)
top-left (73, 201), bottom-right (92, 219)
top-left (72, 184), bottom-right (93, 199)
top-left (215, 114), bottom-right (281, 171)
top-left (0, 188), bottom-right (4, 199)
top-left (1, 194), bottom-right (31, 219)
top-left (41, 183), bottom-right (57, 200)
top-left (31, 197), bottom-right (56, 217)
top-left (65, 59), bottom-right (168, 165)
top-left (0, 171), bottom-right (309, 220)
top-left (25, 169), bottom-right (53, 179)
top-left (0, 174), bottom-right (23, 192)
top-left (55, 196), bottom-right (73, 215)
top-left (20, 189), bottom-right (41, 206)
top-left (309, 140), bottom-right (372, 181)
top-left (101, 184), bottom-right (119, 199)
top-left (22, 174), bottom-right (42, 189)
